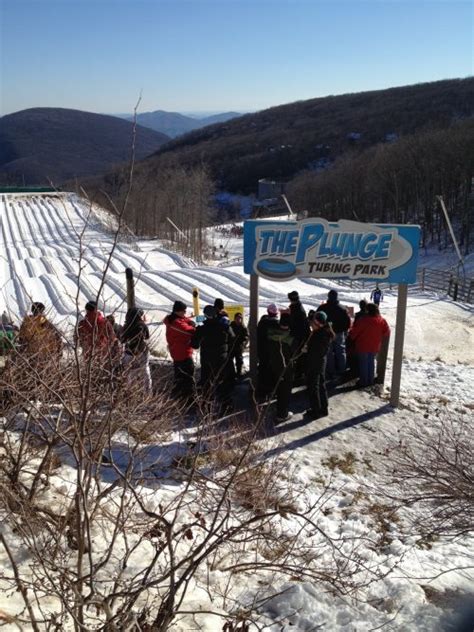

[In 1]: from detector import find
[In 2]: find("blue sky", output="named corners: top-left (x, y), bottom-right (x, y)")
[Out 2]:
top-left (1, 0), bottom-right (472, 116)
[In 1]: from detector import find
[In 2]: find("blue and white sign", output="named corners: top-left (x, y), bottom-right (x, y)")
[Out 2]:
top-left (244, 218), bottom-right (421, 284)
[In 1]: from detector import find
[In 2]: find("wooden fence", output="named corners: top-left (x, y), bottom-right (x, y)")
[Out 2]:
top-left (325, 267), bottom-right (473, 303)
top-left (217, 258), bottom-right (474, 303)
top-left (417, 268), bottom-right (474, 303)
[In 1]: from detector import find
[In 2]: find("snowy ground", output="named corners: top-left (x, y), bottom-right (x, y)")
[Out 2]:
top-left (0, 193), bottom-right (473, 630)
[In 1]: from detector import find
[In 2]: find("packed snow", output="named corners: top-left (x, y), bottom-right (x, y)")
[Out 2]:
top-left (0, 192), bottom-right (473, 630)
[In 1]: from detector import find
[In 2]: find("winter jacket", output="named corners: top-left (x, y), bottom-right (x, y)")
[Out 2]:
top-left (266, 326), bottom-right (295, 376)
top-left (317, 300), bottom-right (351, 334)
top-left (121, 320), bottom-right (150, 355)
top-left (164, 315), bottom-right (195, 362)
top-left (289, 301), bottom-right (310, 345)
top-left (306, 326), bottom-right (334, 371)
top-left (229, 322), bottom-right (248, 355)
top-left (257, 315), bottom-right (279, 361)
top-left (191, 318), bottom-right (232, 365)
top-left (192, 318), bottom-right (234, 386)
top-left (0, 326), bottom-right (16, 355)
top-left (371, 289), bottom-right (383, 304)
top-left (354, 310), bottom-right (367, 323)
top-left (349, 315), bottom-right (390, 354)
top-left (19, 314), bottom-right (62, 356)
top-left (77, 311), bottom-right (115, 357)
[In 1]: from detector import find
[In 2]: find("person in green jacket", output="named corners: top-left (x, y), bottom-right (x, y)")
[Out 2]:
top-left (0, 323), bottom-right (16, 356)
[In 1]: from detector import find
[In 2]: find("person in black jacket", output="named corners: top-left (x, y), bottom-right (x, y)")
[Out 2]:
top-left (257, 304), bottom-right (280, 397)
top-left (288, 291), bottom-right (310, 384)
top-left (354, 299), bottom-right (368, 323)
top-left (229, 312), bottom-right (248, 378)
top-left (305, 311), bottom-right (335, 418)
top-left (121, 307), bottom-right (151, 394)
top-left (317, 290), bottom-right (351, 379)
top-left (192, 305), bottom-right (235, 405)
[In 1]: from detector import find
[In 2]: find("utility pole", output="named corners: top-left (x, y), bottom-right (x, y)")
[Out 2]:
top-left (281, 194), bottom-right (297, 220)
top-left (437, 195), bottom-right (464, 276)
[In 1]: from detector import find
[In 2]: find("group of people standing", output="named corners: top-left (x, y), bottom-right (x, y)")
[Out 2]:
top-left (2, 287), bottom-right (390, 421)
top-left (164, 298), bottom-right (248, 410)
top-left (256, 289), bottom-right (390, 423)
top-left (1, 301), bottom-right (152, 394)
top-left (163, 287), bottom-right (390, 423)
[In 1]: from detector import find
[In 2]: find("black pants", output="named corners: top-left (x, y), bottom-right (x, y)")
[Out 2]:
top-left (306, 358), bottom-right (328, 413)
top-left (271, 363), bottom-right (293, 418)
top-left (200, 356), bottom-right (234, 406)
top-left (231, 351), bottom-right (244, 376)
top-left (173, 358), bottom-right (195, 400)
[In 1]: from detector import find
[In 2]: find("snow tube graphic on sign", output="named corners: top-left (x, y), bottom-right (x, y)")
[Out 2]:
top-left (256, 258), bottom-right (296, 279)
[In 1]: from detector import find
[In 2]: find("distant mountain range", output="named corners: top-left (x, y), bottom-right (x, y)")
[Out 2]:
top-left (0, 108), bottom-right (170, 186)
top-left (123, 110), bottom-right (242, 138)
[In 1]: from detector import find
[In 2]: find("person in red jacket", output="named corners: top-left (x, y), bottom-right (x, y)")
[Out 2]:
top-left (348, 303), bottom-right (390, 387)
top-left (76, 301), bottom-right (116, 364)
top-left (164, 300), bottom-right (196, 401)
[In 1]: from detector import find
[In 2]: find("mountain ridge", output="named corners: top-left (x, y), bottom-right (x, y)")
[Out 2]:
top-left (126, 109), bottom-right (242, 138)
top-left (0, 107), bottom-right (170, 185)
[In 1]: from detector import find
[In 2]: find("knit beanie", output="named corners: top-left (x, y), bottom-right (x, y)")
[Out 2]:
top-left (314, 311), bottom-right (327, 324)
top-left (173, 300), bottom-right (187, 312)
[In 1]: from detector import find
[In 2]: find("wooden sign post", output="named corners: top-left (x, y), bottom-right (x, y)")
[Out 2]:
top-left (390, 284), bottom-right (408, 407)
top-left (125, 267), bottom-right (135, 310)
top-left (249, 273), bottom-right (259, 386)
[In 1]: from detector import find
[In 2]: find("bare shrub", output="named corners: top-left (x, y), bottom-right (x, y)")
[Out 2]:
top-left (383, 411), bottom-right (473, 541)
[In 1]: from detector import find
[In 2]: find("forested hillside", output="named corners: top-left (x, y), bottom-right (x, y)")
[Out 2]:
top-left (82, 78), bottom-right (474, 255)
top-left (144, 78), bottom-right (474, 192)
top-left (289, 119), bottom-right (474, 254)
top-left (0, 108), bottom-right (170, 185)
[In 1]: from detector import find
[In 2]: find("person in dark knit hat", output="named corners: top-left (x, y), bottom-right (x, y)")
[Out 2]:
top-left (305, 310), bottom-right (335, 418)
top-left (121, 307), bottom-right (152, 394)
top-left (287, 290), bottom-right (310, 384)
top-left (76, 300), bottom-right (115, 363)
top-left (317, 289), bottom-right (351, 379)
top-left (256, 304), bottom-right (280, 397)
top-left (164, 300), bottom-right (196, 401)
top-left (191, 304), bottom-right (235, 410)
top-left (214, 298), bottom-right (225, 314)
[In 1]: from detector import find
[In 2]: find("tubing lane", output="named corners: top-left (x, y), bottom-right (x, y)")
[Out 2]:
top-left (41, 196), bottom-right (80, 244)
top-left (171, 269), bottom-right (248, 303)
top-left (31, 198), bottom-right (78, 258)
top-left (147, 271), bottom-right (216, 305)
top-left (90, 272), bottom-right (156, 310)
top-left (18, 199), bottom-right (49, 257)
top-left (1, 197), bottom-right (28, 314)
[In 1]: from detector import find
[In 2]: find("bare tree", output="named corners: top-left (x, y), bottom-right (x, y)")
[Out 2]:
top-left (381, 410), bottom-right (473, 542)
